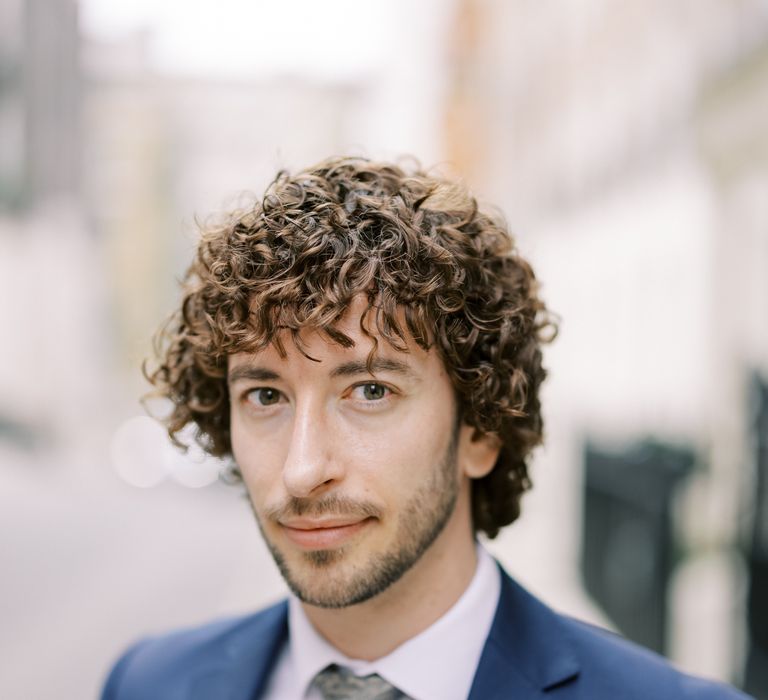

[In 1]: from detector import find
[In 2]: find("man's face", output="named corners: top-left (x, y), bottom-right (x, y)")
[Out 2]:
top-left (228, 304), bottom-right (490, 609)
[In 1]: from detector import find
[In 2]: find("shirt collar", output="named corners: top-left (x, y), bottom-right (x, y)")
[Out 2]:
top-left (288, 544), bottom-right (501, 700)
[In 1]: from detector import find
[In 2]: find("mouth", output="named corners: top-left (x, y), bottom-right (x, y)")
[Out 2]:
top-left (279, 517), bottom-right (374, 550)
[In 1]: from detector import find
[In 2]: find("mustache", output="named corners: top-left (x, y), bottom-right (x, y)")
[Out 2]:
top-left (264, 494), bottom-right (382, 522)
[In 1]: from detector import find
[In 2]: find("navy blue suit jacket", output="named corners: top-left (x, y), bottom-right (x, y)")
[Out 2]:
top-left (102, 565), bottom-right (752, 699)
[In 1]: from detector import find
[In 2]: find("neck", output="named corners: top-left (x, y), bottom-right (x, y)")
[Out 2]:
top-left (301, 482), bottom-right (478, 661)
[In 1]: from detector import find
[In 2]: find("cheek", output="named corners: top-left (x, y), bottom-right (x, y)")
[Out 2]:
top-left (231, 419), bottom-right (286, 503)
top-left (345, 411), bottom-right (451, 493)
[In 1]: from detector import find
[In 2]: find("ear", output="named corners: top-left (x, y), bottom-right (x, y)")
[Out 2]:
top-left (457, 423), bottom-right (501, 479)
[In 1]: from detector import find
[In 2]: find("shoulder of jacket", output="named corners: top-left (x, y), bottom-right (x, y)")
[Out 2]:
top-left (100, 600), bottom-right (288, 700)
top-left (558, 616), bottom-right (753, 699)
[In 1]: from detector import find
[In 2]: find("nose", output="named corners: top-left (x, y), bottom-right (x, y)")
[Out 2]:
top-left (281, 400), bottom-right (341, 498)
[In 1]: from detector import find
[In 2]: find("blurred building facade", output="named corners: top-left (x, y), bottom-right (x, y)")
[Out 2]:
top-left (0, 0), bottom-right (79, 210)
top-left (0, 0), bottom-right (99, 451)
top-left (445, 0), bottom-right (768, 690)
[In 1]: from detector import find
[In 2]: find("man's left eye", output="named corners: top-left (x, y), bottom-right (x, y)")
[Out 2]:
top-left (357, 383), bottom-right (388, 401)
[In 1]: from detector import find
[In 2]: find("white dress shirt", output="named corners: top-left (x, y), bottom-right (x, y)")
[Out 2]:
top-left (263, 544), bottom-right (501, 700)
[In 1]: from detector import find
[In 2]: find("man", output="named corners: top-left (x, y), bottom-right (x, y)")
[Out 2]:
top-left (103, 157), bottom-right (751, 699)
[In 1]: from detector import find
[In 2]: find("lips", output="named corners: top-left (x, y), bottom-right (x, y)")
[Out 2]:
top-left (279, 517), bottom-right (373, 550)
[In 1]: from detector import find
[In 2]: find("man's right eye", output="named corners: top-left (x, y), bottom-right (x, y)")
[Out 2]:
top-left (246, 388), bottom-right (282, 406)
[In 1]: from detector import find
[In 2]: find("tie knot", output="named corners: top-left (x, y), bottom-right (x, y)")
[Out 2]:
top-left (312, 663), bottom-right (408, 699)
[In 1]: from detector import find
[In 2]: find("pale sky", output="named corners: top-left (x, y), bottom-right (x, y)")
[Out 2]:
top-left (79, 0), bottom-right (393, 80)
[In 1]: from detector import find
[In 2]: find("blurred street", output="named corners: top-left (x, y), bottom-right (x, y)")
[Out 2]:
top-left (1, 437), bottom-right (285, 699)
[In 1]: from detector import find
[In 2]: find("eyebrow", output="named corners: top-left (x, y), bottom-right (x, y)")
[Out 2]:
top-left (227, 357), bottom-right (415, 385)
top-left (227, 366), bottom-right (281, 385)
top-left (330, 358), bottom-right (415, 379)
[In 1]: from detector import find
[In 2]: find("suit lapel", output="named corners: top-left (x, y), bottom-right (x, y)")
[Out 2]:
top-left (187, 601), bottom-right (289, 700)
top-left (179, 565), bottom-right (580, 699)
top-left (468, 565), bottom-right (580, 699)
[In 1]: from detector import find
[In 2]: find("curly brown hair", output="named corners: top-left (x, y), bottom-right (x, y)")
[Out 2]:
top-left (148, 156), bottom-right (556, 538)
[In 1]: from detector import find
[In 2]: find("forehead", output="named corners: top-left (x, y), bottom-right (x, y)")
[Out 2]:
top-left (228, 299), bottom-right (440, 378)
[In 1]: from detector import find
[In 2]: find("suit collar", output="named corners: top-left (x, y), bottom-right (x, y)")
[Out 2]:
top-left (186, 601), bottom-right (289, 700)
top-left (468, 564), bottom-right (580, 699)
top-left (182, 563), bottom-right (580, 700)
top-left (283, 546), bottom-right (501, 700)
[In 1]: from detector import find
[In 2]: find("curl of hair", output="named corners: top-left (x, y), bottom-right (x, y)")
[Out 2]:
top-left (147, 157), bottom-right (557, 538)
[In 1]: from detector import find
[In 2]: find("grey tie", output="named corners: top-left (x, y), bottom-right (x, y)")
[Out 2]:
top-left (312, 663), bottom-right (409, 699)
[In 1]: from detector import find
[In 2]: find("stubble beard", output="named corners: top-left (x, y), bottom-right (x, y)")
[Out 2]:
top-left (250, 432), bottom-right (461, 609)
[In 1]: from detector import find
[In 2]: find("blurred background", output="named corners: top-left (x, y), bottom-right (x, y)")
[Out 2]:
top-left (1, 0), bottom-right (767, 697)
